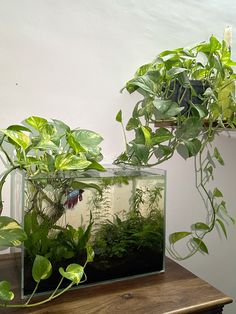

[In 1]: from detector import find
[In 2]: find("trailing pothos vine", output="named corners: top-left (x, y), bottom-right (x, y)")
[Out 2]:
top-left (0, 116), bottom-right (105, 306)
top-left (115, 35), bottom-right (236, 259)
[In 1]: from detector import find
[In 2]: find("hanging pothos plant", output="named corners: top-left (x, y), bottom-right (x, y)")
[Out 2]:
top-left (0, 116), bottom-right (104, 307)
top-left (115, 35), bottom-right (236, 260)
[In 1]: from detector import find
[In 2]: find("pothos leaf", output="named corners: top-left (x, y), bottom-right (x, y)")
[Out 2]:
top-left (0, 216), bottom-right (27, 248)
top-left (0, 129), bottom-right (30, 150)
top-left (59, 264), bottom-right (84, 285)
top-left (0, 281), bottom-right (14, 302)
top-left (54, 153), bottom-right (91, 170)
top-left (213, 188), bottom-right (223, 198)
top-left (25, 116), bottom-right (48, 131)
top-left (192, 237), bottom-right (209, 254)
top-left (193, 222), bottom-right (209, 231)
top-left (213, 147), bottom-right (224, 165)
top-left (32, 255), bottom-right (52, 283)
top-left (216, 218), bottom-right (227, 239)
top-left (116, 110), bottom-right (122, 123)
top-left (169, 231), bottom-right (192, 245)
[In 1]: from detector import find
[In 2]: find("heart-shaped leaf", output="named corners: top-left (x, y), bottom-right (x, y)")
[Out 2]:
top-left (59, 264), bottom-right (84, 285)
top-left (0, 216), bottom-right (27, 248)
top-left (32, 255), bottom-right (52, 283)
top-left (0, 281), bottom-right (14, 302)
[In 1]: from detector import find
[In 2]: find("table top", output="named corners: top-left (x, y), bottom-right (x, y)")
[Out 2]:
top-left (0, 254), bottom-right (233, 314)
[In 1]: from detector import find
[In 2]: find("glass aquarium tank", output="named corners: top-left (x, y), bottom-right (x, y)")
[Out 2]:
top-left (11, 165), bottom-right (166, 298)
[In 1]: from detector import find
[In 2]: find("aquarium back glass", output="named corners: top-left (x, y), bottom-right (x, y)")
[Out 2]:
top-left (12, 165), bottom-right (166, 298)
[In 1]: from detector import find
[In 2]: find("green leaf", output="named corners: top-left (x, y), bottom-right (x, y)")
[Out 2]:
top-left (86, 244), bottom-right (95, 262)
top-left (0, 281), bottom-right (14, 302)
top-left (71, 181), bottom-right (102, 195)
top-left (167, 67), bottom-right (187, 77)
top-left (52, 119), bottom-right (70, 132)
top-left (126, 117), bottom-right (139, 131)
top-left (55, 153), bottom-right (91, 170)
top-left (209, 35), bottom-right (221, 53)
top-left (154, 145), bottom-right (173, 159)
top-left (35, 139), bottom-right (59, 151)
top-left (191, 104), bottom-right (208, 118)
top-left (67, 132), bottom-right (86, 154)
top-left (176, 117), bottom-right (202, 140)
top-left (192, 237), bottom-right (209, 254)
top-left (151, 128), bottom-right (173, 145)
top-left (25, 116), bottom-right (48, 131)
top-left (73, 129), bottom-right (103, 149)
top-left (32, 255), bottom-right (52, 283)
top-left (87, 160), bottom-right (106, 172)
top-left (141, 126), bottom-right (151, 146)
top-left (0, 216), bottom-right (27, 248)
top-left (1, 129), bottom-right (30, 150)
top-left (176, 143), bottom-right (189, 160)
top-left (213, 147), bottom-right (224, 165)
top-left (133, 143), bottom-right (149, 164)
top-left (193, 222), bottom-right (209, 231)
top-left (116, 110), bottom-right (122, 123)
top-left (213, 188), bottom-right (223, 198)
top-left (216, 219), bottom-right (227, 239)
top-left (126, 75), bottom-right (157, 95)
top-left (169, 231), bottom-right (192, 245)
top-left (7, 125), bottom-right (31, 132)
top-left (135, 63), bottom-right (152, 76)
top-left (59, 264), bottom-right (84, 285)
top-left (153, 99), bottom-right (183, 119)
top-left (183, 138), bottom-right (202, 157)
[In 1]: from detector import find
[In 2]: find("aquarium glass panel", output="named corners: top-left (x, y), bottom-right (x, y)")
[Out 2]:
top-left (12, 165), bottom-right (166, 298)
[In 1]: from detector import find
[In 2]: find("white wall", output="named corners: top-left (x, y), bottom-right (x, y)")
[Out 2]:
top-left (0, 1), bottom-right (235, 313)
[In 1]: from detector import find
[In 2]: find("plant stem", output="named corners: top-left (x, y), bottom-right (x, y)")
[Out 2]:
top-left (0, 166), bottom-right (20, 214)
top-left (25, 281), bottom-right (40, 305)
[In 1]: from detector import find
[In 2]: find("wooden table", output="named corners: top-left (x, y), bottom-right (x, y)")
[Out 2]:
top-left (0, 254), bottom-right (233, 314)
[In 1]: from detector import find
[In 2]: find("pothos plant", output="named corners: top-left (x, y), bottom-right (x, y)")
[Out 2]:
top-left (115, 35), bottom-right (236, 260)
top-left (0, 116), bottom-right (104, 307)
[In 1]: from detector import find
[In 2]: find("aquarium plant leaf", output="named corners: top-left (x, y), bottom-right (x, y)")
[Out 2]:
top-left (0, 281), bottom-right (14, 302)
top-left (0, 216), bottom-right (27, 248)
top-left (25, 116), bottom-right (48, 131)
top-left (59, 264), bottom-right (84, 285)
top-left (86, 244), bottom-right (95, 262)
top-left (55, 153), bottom-right (91, 170)
top-left (32, 255), bottom-right (52, 283)
top-left (192, 237), bottom-right (209, 254)
top-left (169, 231), bottom-right (192, 245)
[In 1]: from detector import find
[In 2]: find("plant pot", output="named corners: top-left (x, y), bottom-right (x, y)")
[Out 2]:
top-left (11, 165), bottom-right (166, 298)
top-left (169, 80), bottom-right (207, 114)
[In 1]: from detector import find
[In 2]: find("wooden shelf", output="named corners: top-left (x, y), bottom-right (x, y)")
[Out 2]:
top-left (0, 254), bottom-right (233, 313)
